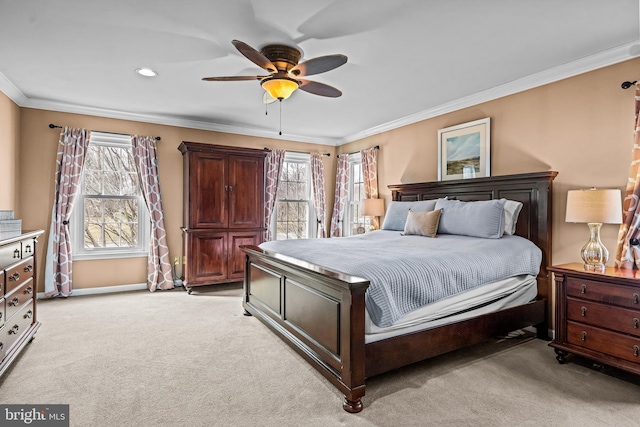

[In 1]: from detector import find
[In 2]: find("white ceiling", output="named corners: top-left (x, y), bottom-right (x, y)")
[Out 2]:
top-left (1, 0), bottom-right (638, 145)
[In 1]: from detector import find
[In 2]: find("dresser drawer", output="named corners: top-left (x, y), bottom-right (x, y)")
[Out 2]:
top-left (4, 279), bottom-right (34, 320)
top-left (568, 297), bottom-right (640, 337)
top-left (0, 300), bottom-right (34, 357)
top-left (566, 276), bottom-right (640, 309)
top-left (567, 321), bottom-right (640, 364)
top-left (0, 241), bottom-right (22, 270)
top-left (4, 257), bottom-right (34, 295)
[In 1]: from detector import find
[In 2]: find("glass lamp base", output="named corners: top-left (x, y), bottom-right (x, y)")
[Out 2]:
top-left (580, 223), bottom-right (608, 273)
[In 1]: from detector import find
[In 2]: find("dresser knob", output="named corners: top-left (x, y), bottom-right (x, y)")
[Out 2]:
top-left (581, 331), bottom-right (587, 342)
top-left (9, 298), bottom-right (19, 307)
top-left (581, 306), bottom-right (587, 317)
top-left (23, 286), bottom-right (33, 295)
top-left (635, 345), bottom-right (639, 357)
top-left (23, 310), bottom-right (33, 319)
top-left (0, 342), bottom-right (3, 352)
top-left (581, 284), bottom-right (587, 294)
top-left (8, 325), bottom-right (19, 335)
top-left (8, 272), bottom-right (19, 281)
top-left (24, 264), bottom-right (33, 273)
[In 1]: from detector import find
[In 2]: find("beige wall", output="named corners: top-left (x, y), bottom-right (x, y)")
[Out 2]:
top-left (0, 91), bottom-right (20, 211)
top-left (8, 56), bottom-right (640, 292)
top-left (340, 57), bottom-right (640, 268)
top-left (18, 109), bottom-right (336, 292)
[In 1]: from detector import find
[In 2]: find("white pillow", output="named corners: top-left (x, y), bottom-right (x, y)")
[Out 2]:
top-left (503, 200), bottom-right (523, 235)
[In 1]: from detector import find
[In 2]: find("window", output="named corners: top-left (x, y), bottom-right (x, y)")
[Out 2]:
top-left (72, 132), bottom-right (149, 260)
top-left (272, 152), bottom-right (316, 240)
top-left (345, 152), bottom-right (371, 236)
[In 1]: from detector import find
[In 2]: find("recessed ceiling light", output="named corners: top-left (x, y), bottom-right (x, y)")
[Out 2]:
top-left (135, 68), bottom-right (158, 77)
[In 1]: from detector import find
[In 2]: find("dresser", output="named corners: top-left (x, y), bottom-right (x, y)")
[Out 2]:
top-left (0, 230), bottom-right (43, 377)
top-left (549, 263), bottom-right (640, 374)
top-left (178, 142), bottom-right (266, 293)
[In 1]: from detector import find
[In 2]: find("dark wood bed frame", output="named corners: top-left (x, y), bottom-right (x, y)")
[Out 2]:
top-left (241, 171), bottom-right (557, 412)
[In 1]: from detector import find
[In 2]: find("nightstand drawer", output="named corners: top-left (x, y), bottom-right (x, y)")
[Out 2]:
top-left (566, 276), bottom-right (640, 309)
top-left (568, 297), bottom-right (640, 337)
top-left (567, 321), bottom-right (640, 364)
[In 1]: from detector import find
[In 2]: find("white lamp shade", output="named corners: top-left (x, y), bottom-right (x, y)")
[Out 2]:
top-left (565, 188), bottom-right (623, 224)
top-left (362, 198), bottom-right (385, 217)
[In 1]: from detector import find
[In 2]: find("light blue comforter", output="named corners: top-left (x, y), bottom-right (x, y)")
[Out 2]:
top-left (259, 230), bottom-right (542, 327)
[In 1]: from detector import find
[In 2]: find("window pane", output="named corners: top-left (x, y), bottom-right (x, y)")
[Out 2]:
top-left (84, 223), bottom-right (103, 248)
top-left (84, 198), bottom-right (102, 223)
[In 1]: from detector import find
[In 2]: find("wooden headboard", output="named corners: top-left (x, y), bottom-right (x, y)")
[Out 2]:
top-left (388, 171), bottom-right (558, 307)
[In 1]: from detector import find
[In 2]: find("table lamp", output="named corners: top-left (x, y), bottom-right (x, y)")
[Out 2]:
top-left (361, 198), bottom-right (385, 231)
top-left (565, 188), bottom-right (622, 272)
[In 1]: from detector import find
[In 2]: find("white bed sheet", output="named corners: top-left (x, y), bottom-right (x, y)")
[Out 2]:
top-left (365, 274), bottom-right (538, 343)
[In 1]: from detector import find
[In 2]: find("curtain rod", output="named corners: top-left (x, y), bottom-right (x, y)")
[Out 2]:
top-left (345, 145), bottom-right (380, 156)
top-left (622, 80), bottom-right (638, 89)
top-left (264, 147), bottom-right (330, 157)
top-left (48, 124), bottom-right (161, 141)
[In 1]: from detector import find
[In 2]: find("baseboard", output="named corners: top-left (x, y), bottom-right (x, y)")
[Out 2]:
top-left (36, 283), bottom-right (147, 299)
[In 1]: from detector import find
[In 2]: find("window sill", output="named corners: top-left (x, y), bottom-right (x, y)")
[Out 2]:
top-left (73, 250), bottom-right (149, 261)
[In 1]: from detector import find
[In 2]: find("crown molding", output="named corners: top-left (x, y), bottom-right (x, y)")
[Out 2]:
top-left (2, 41), bottom-right (638, 147)
top-left (340, 41), bottom-right (640, 144)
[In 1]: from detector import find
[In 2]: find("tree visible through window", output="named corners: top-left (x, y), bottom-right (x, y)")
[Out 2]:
top-left (347, 153), bottom-right (369, 235)
top-left (274, 153), bottom-right (315, 240)
top-left (72, 132), bottom-right (149, 259)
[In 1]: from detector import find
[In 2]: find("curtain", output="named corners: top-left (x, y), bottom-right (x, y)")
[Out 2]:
top-left (361, 147), bottom-right (380, 230)
top-left (330, 154), bottom-right (349, 237)
top-left (44, 127), bottom-right (89, 297)
top-left (264, 149), bottom-right (285, 241)
top-left (616, 87), bottom-right (640, 268)
top-left (311, 153), bottom-right (328, 238)
top-left (131, 135), bottom-right (173, 291)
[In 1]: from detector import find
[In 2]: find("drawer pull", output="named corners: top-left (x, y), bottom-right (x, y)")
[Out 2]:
top-left (635, 345), bottom-right (639, 357)
top-left (581, 284), bottom-right (587, 294)
top-left (24, 244), bottom-right (32, 253)
top-left (0, 342), bottom-right (3, 352)
top-left (8, 272), bottom-right (19, 281)
top-left (8, 298), bottom-right (19, 307)
top-left (581, 306), bottom-right (587, 317)
top-left (23, 286), bottom-right (33, 295)
top-left (13, 249), bottom-right (19, 258)
top-left (635, 318), bottom-right (639, 329)
top-left (24, 264), bottom-right (33, 273)
top-left (23, 310), bottom-right (33, 319)
top-left (0, 312), bottom-right (2, 320)
top-left (8, 325), bottom-right (19, 335)
top-left (635, 293), bottom-right (640, 304)
top-left (581, 331), bottom-right (587, 342)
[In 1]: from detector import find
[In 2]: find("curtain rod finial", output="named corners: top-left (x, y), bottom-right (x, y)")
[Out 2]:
top-left (621, 80), bottom-right (637, 89)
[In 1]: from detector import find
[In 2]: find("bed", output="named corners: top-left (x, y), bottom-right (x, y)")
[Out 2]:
top-left (241, 171), bottom-right (557, 412)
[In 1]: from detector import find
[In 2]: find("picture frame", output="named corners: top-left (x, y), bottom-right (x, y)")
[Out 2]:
top-left (437, 117), bottom-right (490, 181)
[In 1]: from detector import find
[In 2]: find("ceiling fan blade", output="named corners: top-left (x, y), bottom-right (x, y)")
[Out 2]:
top-left (202, 76), bottom-right (265, 81)
top-left (298, 80), bottom-right (343, 97)
top-left (232, 40), bottom-right (277, 73)
top-left (289, 54), bottom-right (347, 77)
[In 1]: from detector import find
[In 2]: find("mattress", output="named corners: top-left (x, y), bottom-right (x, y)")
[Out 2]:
top-left (364, 274), bottom-right (537, 343)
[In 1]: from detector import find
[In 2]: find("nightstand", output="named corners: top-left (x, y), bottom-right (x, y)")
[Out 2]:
top-left (549, 263), bottom-right (640, 375)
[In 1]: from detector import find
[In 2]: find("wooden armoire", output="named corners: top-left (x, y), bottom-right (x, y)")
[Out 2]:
top-left (178, 142), bottom-right (266, 293)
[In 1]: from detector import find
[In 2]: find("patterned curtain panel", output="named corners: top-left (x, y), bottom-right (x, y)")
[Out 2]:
top-left (311, 153), bottom-right (328, 238)
top-left (44, 127), bottom-right (89, 297)
top-left (264, 149), bottom-right (285, 241)
top-left (330, 154), bottom-right (349, 237)
top-left (361, 147), bottom-right (380, 230)
top-left (616, 87), bottom-right (640, 268)
top-left (131, 135), bottom-right (173, 291)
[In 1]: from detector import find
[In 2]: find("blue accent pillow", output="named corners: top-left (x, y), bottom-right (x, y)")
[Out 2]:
top-left (435, 198), bottom-right (506, 239)
top-left (381, 199), bottom-right (440, 231)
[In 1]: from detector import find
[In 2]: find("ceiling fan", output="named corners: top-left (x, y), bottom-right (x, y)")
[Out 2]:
top-left (202, 40), bottom-right (347, 102)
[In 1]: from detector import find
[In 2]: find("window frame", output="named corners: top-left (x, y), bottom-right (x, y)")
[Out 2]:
top-left (344, 152), bottom-right (370, 236)
top-left (71, 132), bottom-right (150, 261)
top-left (270, 152), bottom-right (317, 240)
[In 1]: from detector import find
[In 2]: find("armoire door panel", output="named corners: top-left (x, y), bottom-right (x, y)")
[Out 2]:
top-left (189, 232), bottom-right (228, 283)
top-left (228, 231), bottom-right (262, 280)
top-left (190, 152), bottom-right (227, 228)
top-left (228, 155), bottom-right (265, 229)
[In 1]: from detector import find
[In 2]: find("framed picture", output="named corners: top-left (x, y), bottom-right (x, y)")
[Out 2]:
top-left (437, 117), bottom-right (490, 181)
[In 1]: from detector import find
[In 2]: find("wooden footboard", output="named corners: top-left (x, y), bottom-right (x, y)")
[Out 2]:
top-left (242, 245), bottom-right (370, 412)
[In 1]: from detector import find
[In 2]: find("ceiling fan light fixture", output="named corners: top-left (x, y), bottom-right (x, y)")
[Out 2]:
top-left (261, 77), bottom-right (299, 100)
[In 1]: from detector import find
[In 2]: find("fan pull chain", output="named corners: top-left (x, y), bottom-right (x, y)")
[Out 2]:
top-left (279, 99), bottom-right (283, 135)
